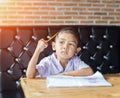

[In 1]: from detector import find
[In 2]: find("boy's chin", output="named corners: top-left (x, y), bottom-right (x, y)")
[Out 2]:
top-left (59, 54), bottom-right (73, 59)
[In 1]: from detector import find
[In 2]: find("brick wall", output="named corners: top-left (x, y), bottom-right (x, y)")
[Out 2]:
top-left (0, 0), bottom-right (120, 26)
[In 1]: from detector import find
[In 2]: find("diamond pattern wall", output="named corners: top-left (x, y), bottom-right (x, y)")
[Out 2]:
top-left (0, 26), bottom-right (120, 91)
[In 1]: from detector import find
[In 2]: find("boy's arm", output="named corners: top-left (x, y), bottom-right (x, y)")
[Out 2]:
top-left (61, 67), bottom-right (94, 76)
top-left (26, 39), bottom-right (48, 79)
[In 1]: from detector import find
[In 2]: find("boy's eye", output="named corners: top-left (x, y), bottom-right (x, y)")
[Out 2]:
top-left (69, 43), bottom-right (76, 46)
top-left (59, 41), bottom-right (64, 44)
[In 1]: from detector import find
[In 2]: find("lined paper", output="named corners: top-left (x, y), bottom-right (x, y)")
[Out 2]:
top-left (46, 71), bottom-right (112, 87)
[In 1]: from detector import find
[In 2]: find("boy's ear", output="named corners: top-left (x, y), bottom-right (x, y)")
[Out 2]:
top-left (52, 41), bottom-right (56, 51)
top-left (76, 47), bottom-right (81, 54)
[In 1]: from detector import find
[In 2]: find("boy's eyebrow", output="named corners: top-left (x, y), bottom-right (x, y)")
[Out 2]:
top-left (58, 38), bottom-right (77, 44)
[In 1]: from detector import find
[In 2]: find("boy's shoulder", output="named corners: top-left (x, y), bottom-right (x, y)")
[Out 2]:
top-left (70, 55), bottom-right (82, 62)
top-left (71, 55), bottom-right (80, 59)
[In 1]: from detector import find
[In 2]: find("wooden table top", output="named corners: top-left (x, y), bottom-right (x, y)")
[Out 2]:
top-left (21, 74), bottom-right (120, 98)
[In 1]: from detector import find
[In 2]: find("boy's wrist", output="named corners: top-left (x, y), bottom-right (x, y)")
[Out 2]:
top-left (62, 72), bottom-right (68, 75)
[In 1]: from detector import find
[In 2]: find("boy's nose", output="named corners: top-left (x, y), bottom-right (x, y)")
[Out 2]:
top-left (63, 43), bottom-right (68, 49)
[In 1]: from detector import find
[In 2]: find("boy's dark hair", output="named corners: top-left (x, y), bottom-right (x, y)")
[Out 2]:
top-left (57, 27), bottom-right (81, 47)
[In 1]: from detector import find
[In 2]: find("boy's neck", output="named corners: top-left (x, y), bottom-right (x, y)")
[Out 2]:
top-left (54, 53), bottom-right (69, 69)
top-left (60, 60), bottom-right (68, 69)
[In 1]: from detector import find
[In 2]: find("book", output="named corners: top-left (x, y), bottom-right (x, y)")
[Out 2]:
top-left (46, 71), bottom-right (112, 87)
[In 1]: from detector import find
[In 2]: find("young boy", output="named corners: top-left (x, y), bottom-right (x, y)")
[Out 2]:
top-left (26, 27), bottom-right (94, 78)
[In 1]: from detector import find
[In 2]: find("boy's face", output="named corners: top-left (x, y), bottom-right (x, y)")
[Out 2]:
top-left (52, 32), bottom-right (80, 60)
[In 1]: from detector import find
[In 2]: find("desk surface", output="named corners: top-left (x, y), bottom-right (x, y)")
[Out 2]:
top-left (21, 74), bottom-right (120, 98)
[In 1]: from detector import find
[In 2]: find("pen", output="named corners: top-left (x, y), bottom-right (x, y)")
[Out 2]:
top-left (46, 33), bottom-right (58, 42)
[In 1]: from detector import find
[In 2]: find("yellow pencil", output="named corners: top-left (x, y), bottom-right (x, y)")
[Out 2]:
top-left (46, 33), bottom-right (58, 42)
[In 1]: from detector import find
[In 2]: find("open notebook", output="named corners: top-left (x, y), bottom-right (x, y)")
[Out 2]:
top-left (46, 71), bottom-right (112, 87)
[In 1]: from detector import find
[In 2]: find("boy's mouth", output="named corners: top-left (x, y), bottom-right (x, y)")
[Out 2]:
top-left (61, 51), bottom-right (68, 55)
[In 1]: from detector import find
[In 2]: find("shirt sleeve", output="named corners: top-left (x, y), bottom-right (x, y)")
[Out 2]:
top-left (73, 56), bottom-right (89, 70)
top-left (36, 57), bottom-right (50, 78)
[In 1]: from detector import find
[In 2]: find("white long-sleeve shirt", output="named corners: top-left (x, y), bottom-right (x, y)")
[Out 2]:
top-left (36, 53), bottom-right (89, 78)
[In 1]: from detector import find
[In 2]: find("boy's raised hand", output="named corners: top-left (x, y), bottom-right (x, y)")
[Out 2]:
top-left (36, 39), bottom-right (48, 52)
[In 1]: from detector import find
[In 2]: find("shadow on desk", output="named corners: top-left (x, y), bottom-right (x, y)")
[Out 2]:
top-left (0, 88), bottom-right (25, 98)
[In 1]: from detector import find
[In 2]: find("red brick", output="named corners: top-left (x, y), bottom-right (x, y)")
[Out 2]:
top-left (94, 12), bottom-right (107, 15)
top-left (73, 16), bottom-right (87, 19)
top-left (88, 16), bottom-right (101, 19)
top-left (102, 16), bottom-right (114, 20)
top-left (72, 8), bottom-right (86, 11)
top-left (2, 20), bottom-right (17, 24)
top-left (35, 20), bottom-right (49, 24)
top-left (48, 2), bottom-right (62, 6)
top-left (33, 12), bottom-right (49, 15)
top-left (80, 12), bottom-right (93, 15)
top-left (88, 8), bottom-right (100, 11)
top-left (23, 7), bottom-right (39, 11)
top-left (8, 16), bottom-right (24, 19)
top-left (64, 12), bottom-right (78, 15)
top-left (64, 3), bottom-right (77, 6)
top-left (0, 15), bottom-right (7, 18)
top-left (41, 16), bottom-right (56, 19)
top-left (25, 16), bottom-right (40, 19)
top-left (49, 12), bottom-right (62, 15)
top-left (50, 21), bottom-right (64, 23)
top-left (101, 8), bottom-right (114, 12)
top-left (17, 11), bottom-right (32, 15)
top-left (15, 1), bottom-right (32, 6)
top-left (80, 20), bottom-right (93, 24)
top-left (95, 21), bottom-right (107, 24)
top-left (110, 21), bottom-right (120, 24)
top-left (65, 21), bottom-right (79, 24)
top-left (56, 16), bottom-right (72, 19)
top-left (87, 0), bottom-right (100, 2)
top-left (92, 4), bottom-right (104, 7)
top-left (39, 7), bottom-right (55, 11)
top-left (79, 4), bottom-right (92, 7)
top-left (33, 2), bottom-right (47, 6)
top-left (17, 20), bottom-right (33, 24)
top-left (57, 8), bottom-right (71, 10)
